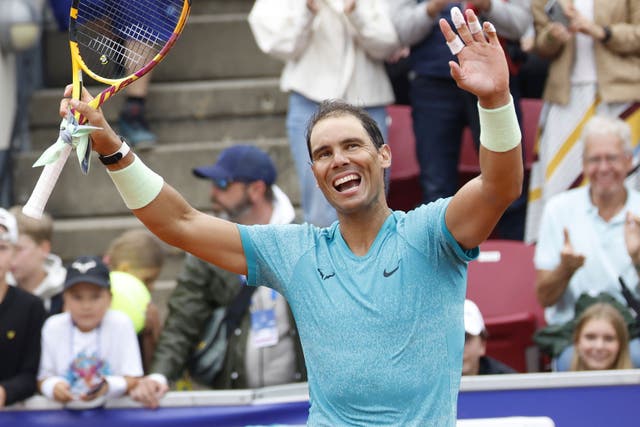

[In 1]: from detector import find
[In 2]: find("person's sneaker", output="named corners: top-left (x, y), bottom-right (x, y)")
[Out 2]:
top-left (118, 115), bottom-right (157, 150)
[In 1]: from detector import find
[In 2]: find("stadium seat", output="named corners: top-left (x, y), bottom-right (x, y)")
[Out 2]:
top-left (386, 104), bottom-right (422, 211)
top-left (520, 97), bottom-right (543, 170)
top-left (466, 239), bottom-right (544, 372)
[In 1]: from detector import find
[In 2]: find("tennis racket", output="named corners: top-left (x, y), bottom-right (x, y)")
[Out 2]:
top-left (22, 0), bottom-right (191, 219)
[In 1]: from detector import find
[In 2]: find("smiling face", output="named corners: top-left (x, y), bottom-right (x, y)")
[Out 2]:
top-left (575, 317), bottom-right (621, 370)
top-left (583, 133), bottom-right (631, 201)
top-left (309, 114), bottom-right (391, 215)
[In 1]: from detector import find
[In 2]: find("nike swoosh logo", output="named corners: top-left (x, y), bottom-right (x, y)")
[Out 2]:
top-left (317, 268), bottom-right (336, 280)
top-left (383, 265), bottom-right (400, 278)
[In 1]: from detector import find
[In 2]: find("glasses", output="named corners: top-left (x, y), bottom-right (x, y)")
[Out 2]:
top-left (585, 154), bottom-right (624, 166)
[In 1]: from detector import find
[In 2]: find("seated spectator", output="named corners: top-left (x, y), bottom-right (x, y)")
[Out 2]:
top-left (0, 208), bottom-right (46, 408)
top-left (534, 115), bottom-right (640, 369)
top-left (37, 256), bottom-right (144, 409)
top-left (145, 145), bottom-right (306, 391)
top-left (463, 299), bottom-right (517, 375)
top-left (104, 229), bottom-right (164, 373)
top-left (8, 206), bottom-right (65, 316)
top-left (571, 302), bottom-right (633, 371)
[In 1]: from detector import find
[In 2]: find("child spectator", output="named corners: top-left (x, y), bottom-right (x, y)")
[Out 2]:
top-left (104, 229), bottom-right (165, 373)
top-left (8, 206), bottom-right (65, 316)
top-left (0, 208), bottom-right (46, 408)
top-left (37, 256), bottom-right (143, 408)
top-left (571, 302), bottom-right (633, 371)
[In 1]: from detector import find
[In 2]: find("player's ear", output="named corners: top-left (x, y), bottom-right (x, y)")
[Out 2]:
top-left (379, 144), bottom-right (392, 169)
top-left (249, 180), bottom-right (267, 201)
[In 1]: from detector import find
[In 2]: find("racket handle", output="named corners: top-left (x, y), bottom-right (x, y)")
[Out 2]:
top-left (22, 144), bottom-right (73, 219)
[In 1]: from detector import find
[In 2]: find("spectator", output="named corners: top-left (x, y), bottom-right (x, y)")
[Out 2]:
top-left (534, 116), bottom-right (640, 369)
top-left (248, 0), bottom-right (399, 227)
top-left (525, 0), bottom-right (640, 242)
top-left (0, 208), bottom-right (46, 408)
top-left (148, 145), bottom-right (306, 390)
top-left (390, 0), bottom-right (531, 240)
top-left (104, 229), bottom-right (165, 373)
top-left (63, 10), bottom-right (523, 423)
top-left (571, 302), bottom-right (633, 371)
top-left (462, 299), bottom-right (517, 375)
top-left (8, 206), bottom-right (65, 316)
top-left (37, 256), bottom-right (144, 408)
top-left (118, 73), bottom-right (157, 149)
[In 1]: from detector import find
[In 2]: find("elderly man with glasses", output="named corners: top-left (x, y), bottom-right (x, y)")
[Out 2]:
top-left (534, 115), bottom-right (640, 371)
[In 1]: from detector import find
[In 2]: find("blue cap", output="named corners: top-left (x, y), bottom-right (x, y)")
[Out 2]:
top-left (193, 145), bottom-right (277, 186)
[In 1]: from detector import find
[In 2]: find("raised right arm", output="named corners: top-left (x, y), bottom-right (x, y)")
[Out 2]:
top-left (63, 88), bottom-right (248, 275)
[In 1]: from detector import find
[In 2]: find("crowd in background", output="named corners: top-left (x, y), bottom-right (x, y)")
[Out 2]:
top-left (0, 0), bottom-right (639, 413)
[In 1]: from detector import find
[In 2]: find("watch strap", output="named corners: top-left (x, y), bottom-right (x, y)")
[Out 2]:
top-left (99, 137), bottom-right (131, 165)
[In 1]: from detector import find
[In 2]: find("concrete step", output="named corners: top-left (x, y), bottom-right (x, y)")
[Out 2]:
top-left (191, 0), bottom-right (254, 14)
top-left (41, 13), bottom-right (283, 88)
top-left (14, 138), bottom-right (300, 218)
top-left (27, 78), bottom-right (287, 150)
top-left (29, 114), bottom-right (286, 152)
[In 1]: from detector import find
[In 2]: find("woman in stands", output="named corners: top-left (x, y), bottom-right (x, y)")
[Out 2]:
top-left (571, 303), bottom-right (633, 371)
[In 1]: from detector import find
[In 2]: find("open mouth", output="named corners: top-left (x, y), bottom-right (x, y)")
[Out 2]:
top-left (333, 173), bottom-right (361, 192)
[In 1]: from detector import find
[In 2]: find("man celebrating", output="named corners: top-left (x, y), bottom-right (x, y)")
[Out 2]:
top-left (59, 8), bottom-right (522, 425)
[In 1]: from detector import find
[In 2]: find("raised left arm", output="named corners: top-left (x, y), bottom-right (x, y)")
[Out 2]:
top-left (441, 8), bottom-right (523, 250)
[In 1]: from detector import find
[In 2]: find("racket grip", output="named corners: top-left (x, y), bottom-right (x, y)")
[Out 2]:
top-left (22, 144), bottom-right (73, 219)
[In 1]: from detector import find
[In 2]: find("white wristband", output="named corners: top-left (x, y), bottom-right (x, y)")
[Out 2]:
top-left (478, 96), bottom-right (521, 152)
top-left (104, 375), bottom-right (127, 398)
top-left (107, 155), bottom-right (164, 209)
top-left (40, 376), bottom-right (67, 400)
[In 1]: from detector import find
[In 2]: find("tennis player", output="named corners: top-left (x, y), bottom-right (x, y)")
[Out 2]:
top-left (62, 8), bottom-right (522, 425)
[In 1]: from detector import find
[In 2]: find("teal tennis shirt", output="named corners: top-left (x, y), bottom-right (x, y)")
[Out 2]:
top-left (239, 198), bottom-right (478, 426)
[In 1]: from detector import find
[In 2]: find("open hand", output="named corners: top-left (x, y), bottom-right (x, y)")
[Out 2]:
top-left (439, 7), bottom-right (510, 108)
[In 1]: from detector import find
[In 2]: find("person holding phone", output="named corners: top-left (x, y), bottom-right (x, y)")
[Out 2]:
top-left (525, 0), bottom-right (640, 242)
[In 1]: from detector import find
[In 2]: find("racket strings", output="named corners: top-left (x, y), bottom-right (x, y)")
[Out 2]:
top-left (74, 0), bottom-right (185, 79)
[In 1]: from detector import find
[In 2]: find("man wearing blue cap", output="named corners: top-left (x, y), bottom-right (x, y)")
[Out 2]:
top-left (147, 145), bottom-right (306, 392)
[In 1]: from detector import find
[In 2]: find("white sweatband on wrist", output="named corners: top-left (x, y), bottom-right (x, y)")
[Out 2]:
top-left (41, 376), bottom-right (67, 400)
top-left (107, 155), bottom-right (164, 209)
top-left (478, 96), bottom-right (521, 152)
top-left (105, 375), bottom-right (127, 398)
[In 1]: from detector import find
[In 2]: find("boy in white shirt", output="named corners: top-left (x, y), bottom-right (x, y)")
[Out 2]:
top-left (37, 256), bottom-right (143, 408)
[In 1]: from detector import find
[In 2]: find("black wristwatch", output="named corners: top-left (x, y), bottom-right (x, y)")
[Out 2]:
top-left (98, 136), bottom-right (131, 165)
top-left (601, 26), bottom-right (612, 44)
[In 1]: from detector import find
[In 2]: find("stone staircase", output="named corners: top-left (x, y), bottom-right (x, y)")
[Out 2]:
top-left (14, 0), bottom-right (296, 313)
